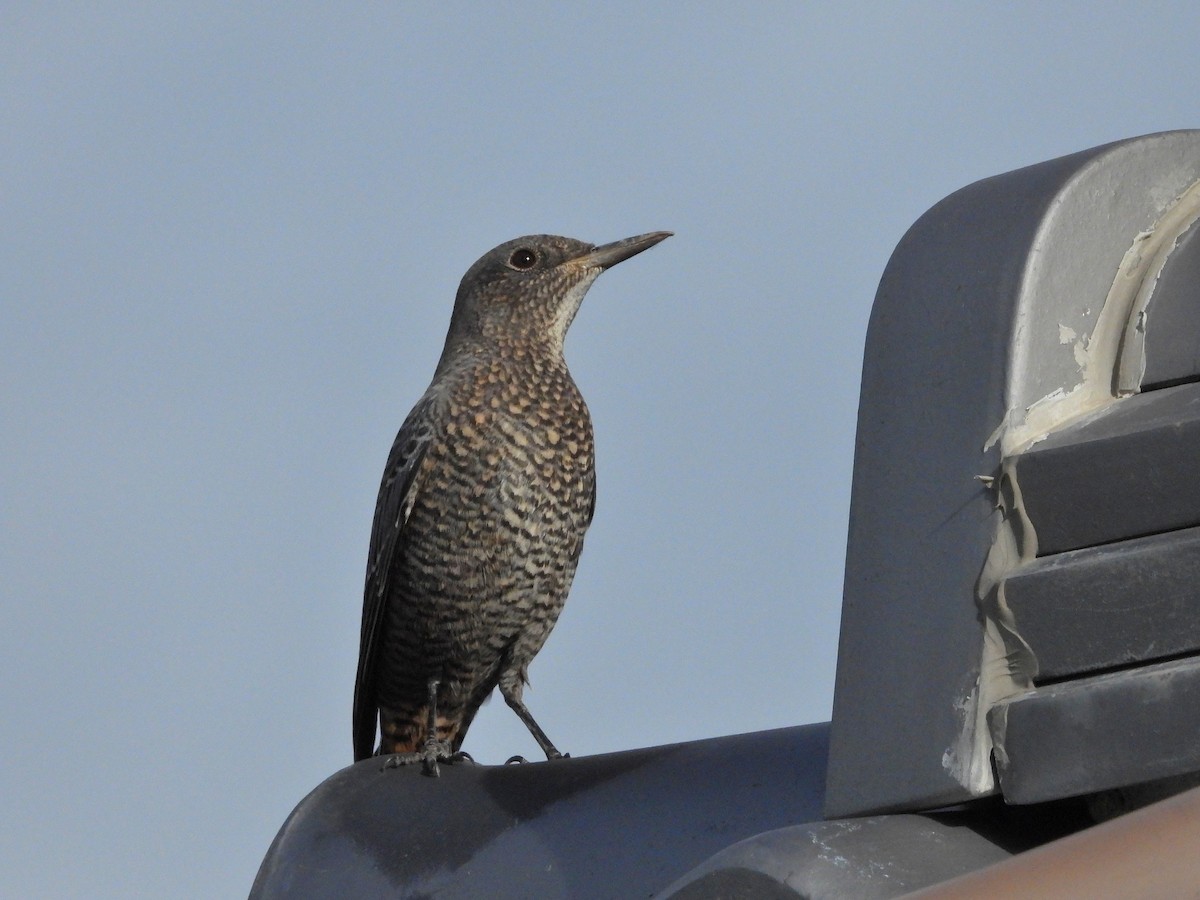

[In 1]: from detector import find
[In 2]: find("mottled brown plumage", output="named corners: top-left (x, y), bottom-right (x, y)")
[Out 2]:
top-left (354, 231), bottom-right (671, 774)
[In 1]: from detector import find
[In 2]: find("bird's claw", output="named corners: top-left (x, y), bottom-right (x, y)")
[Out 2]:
top-left (422, 746), bottom-right (477, 776)
top-left (381, 751), bottom-right (422, 771)
top-left (420, 738), bottom-right (453, 777)
top-left (503, 751), bottom-right (571, 766)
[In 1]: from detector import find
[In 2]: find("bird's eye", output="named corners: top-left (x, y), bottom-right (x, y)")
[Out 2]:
top-left (508, 248), bottom-right (537, 270)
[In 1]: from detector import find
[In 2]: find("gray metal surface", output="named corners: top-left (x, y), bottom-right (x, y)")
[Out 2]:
top-left (657, 816), bottom-right (1015, 900)
top-left (1143, 217), bottom-right (1200, 389)
top-left (828, 131), bottom-right (1200, 818)
top-left (1014, 380), bottom-right (1200, 556)
top-left (251, 725), bottom-right (827, 900)
top-left (657, 801), bottom-right (1091, 899)
top-left (1005, 526), bottom-right (1200, 681)
top-left (992, 656), bottom-right (1200, 804)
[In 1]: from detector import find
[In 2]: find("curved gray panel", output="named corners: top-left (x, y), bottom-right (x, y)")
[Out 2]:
top-left (251, 725), bottom-right (827, 900)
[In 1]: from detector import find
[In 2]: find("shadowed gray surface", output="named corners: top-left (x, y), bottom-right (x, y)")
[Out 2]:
top-left (1005, 526), bottom-right (1200, 681)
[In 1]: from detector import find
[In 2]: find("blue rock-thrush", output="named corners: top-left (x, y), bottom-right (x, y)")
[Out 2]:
top-left (354, 231), bottom-right (672, 774)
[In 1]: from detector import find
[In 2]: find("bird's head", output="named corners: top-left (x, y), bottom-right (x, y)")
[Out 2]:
top-left (444, 232), bottom-right (671, 353)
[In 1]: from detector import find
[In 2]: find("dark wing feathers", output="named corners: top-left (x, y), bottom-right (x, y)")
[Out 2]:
top-left (352, 407), bottom-right (433, 761)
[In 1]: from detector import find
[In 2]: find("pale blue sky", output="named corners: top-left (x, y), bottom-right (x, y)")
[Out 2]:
top-left (3, 4), bottom-right (1199, 896)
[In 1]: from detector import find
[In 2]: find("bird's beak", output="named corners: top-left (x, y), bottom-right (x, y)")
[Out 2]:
top-left (570, 231), bottom-right (673, 271)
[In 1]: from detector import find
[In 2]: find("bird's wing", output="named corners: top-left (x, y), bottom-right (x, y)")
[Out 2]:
top-left (353, 405), bottom-right (434, 761)
top-left (585, 471), bottom-right (597, 530)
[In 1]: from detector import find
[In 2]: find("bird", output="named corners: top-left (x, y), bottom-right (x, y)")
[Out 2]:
top-left (353, 230), bottom-right (672, 775)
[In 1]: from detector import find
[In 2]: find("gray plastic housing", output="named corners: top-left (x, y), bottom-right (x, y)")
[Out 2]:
top-left (827, 129), bottom-right (1200, 817)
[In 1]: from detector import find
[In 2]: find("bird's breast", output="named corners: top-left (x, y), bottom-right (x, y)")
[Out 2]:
top-left (417, 364), bottom-right (594, 533)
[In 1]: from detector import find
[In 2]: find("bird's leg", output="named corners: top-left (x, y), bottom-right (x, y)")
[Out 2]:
top-left (419, 677), bottom-right (451, 777)
top-left (381, 677), bottom-right (474, 776)
top-left (499, 681), bottom-right (567, 761)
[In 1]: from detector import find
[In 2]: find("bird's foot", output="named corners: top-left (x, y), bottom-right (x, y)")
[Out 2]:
top-left (381, 751), bottom-right (423, 771)
top-left (381, 742), bottom-right (473, 777)
top-left (504, 751), bottom-right (570, 765)
top-left (419, 738), bottom-right (453, 777)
